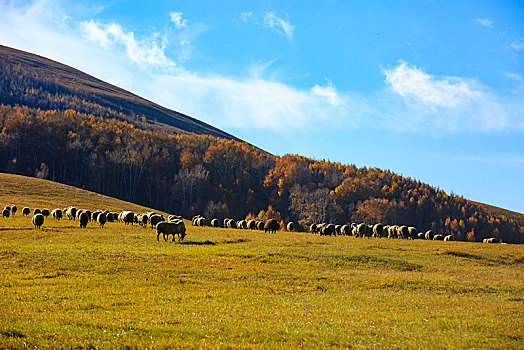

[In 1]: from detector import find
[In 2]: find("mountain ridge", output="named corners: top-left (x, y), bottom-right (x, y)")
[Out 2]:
top-left (0, 45), bottom-right (240, 141)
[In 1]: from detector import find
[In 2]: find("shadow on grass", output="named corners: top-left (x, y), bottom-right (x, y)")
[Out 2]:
top-left (178, 238), bottom-right (250, 246)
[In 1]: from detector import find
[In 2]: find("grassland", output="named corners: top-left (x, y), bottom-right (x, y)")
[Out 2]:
top-left (0, 174), bottom-right (523, 349)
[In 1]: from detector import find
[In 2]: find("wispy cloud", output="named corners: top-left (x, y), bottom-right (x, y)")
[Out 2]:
top-left (240, 11), bottom-right (294, 40)
top-left (428, 152), bottom-right (524, 169)
top-left (80, 20), bottom-right (175, 69)
top-left (510, 41), bottom-right (524, 51)
top-left (170, 11), bottom-right (187, 29)
top-left (383, 60), bottom-right (480, 109)
top-left (240, 11), bottom-right (254, 23)
top-left (475, 17), bottom-right (493, 27)
top-left (263, 11), bottom-right (294, 40)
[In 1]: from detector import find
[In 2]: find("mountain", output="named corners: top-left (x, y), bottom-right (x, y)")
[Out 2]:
top-left (0, 46), bottom-right (522, 243)
top-left (0, 45), bottom-right (239, 140)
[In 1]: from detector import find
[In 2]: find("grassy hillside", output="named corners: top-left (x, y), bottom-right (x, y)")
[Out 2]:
top-left (0, 174), bottom-right (523, 348)
top-left (0, 45), bottom-right (239, 141)
top-left (0, 173), bottom-right (162, 214)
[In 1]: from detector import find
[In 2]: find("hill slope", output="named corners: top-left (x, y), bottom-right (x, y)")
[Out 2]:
top-left (0, 45), bottom-right (239, 140)
top-left (0, 173), bottom-right (163, 214)
top-left (0, 173), bottom-right (523, 348)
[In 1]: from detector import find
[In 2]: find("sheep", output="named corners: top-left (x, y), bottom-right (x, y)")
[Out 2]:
top-left (149, 214), bottom-right (164, 228)
top-left (39, 208), bottom-right (50, 217)
top-left (247, 219), bottom-right (257, 230)
top-left (3, 205), bottom-right (10, 212)
top-left (122, 211), bottom-right (135, 225)
top-left (256, 221), bottom-right (264, 230)
top-left (32, 213), bottom-right (44, 229)
top-left (335, 225), bottom-right (341, 234)
top-left (373, 223), bottom-right (384, 238)
top-left (397, 226), bottom-right (409, 239)
top-left (106, 213), bottom-right (117, 222)
top-left (320, 224), bottom-right (336, 236)
top-left (444, 235), bottom-right (453, 241)
top-left (228, 219), bottom-right (237, 229)
top-left (33, 208), bottom-right (41, 216)
top-left (92, 211), bottom-right (101, 222)
top-left (287, 222), bottom-right (295, 232)
top-left (341, 224), bottom-right (351, 235)
top-left (137, 214), bottom-right (148, 227)
top-left (211, 218), bottom-right (219, 227)
top-left (51, 209), bottom-right (62, 220)
top-left (97, 212), bottom-right (107, 228)
top-left (264, 219), bottom-right (279, 234)
top-left (425, 230), bottom-right (434, 240)
top-left (11, 205), bottom-right (17, 216)
top-left (66, 207), bottom-right (77, 220)
top-left (388, 225), bottom-right (397, 239)
top-left (433, 234), bottom-right (444, 241)
top-left (157, 221), bottom-right (186, 242)
top-left (418, 232), bottom-right (426, 239)
top-left (408, 227), bottom-right (418, 240)
top-left (483, 237), bottom-right (499, 243)
top-left (2, 209), bottom-right (9, 218)
top-left (309, 223), bottom-right (318, 233)
top-left (356, 223), bottom-right (367, 238)
top-left (22, 207), bottom-right (30, 216)
top-left (197, 217), bottom-right (207, 227)
top-left (79, 212), bottom-right (89, 228)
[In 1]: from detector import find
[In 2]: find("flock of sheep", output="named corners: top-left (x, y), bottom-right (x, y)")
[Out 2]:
top-left (2, 204), bottom-right (501, 244)
top-left (1, 205), bottom-right (186, 242)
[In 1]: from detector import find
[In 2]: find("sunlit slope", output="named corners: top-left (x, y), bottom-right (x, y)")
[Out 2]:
top-left (0, 45), bottom-right (239, 140)
top-left (0, 173), bottom-right (160, 214)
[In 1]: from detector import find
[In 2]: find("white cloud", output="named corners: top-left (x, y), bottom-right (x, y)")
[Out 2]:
top-left (80, 20), bottom-right (175, 69)
top-left (475, 18), bottom-right (493, 27)
top-left (263, 11), bottom-right (294, 40)
top-left (510, 41), bottom-right (524, 51)
top-left (383, 60), bottom-right (480, 109)
top-left (170, 11), bottom-right (187, 29)
top-left (240, 11), bottom-right (254, 23)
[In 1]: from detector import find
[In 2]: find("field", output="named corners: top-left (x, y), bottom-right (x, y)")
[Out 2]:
top-left (0, 174), bottom-right (523, 349)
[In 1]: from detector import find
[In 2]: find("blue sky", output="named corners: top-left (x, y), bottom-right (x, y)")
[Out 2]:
top-left (1, 0), bottom-right (523, 213)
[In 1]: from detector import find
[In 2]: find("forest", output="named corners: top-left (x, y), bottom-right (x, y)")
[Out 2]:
top-left (0, 104), bottom-right (521, 243)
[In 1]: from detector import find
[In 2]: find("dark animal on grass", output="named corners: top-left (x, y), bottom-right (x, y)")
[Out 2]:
top-left (433, 234), bottom-right (444, 241)
top-left (32, 213), bottom-right (44, 229)
top-left (79, 212), bottom-right (89, 228)
top-left (149, 214), bottom-right (164, 228)
top-left (264, 219), bottom-right (280, 234)
top-left (257, 221), bottom-right (265, 230)
top-left (66, 207), bottom-right (77, 220)
top-left (2, 209), bottom-right (9, 218)
top-left (310, 223), bottom-right (319, 233)
top-left (320, 224), bottom-right (336, 236)
top-left (22, 207), bottom-right (30, 216)
top-left (444, 235), bottom-right (453, 241)
top-left (483, 237), bottom-right (499, 243)
top-left (97, 212), bottom-right (107, 228)
top-left (373, 223), bottom-right (383, 238)
top-left (397, 226), bottom-right (409, 239)
top-left (408, 227), bottom-right (418, 239)
top-left (425, 230), bottom-right (434, 240)
top-left (11, 205), bottom-right (17, 216)
top-left (211, 218), bottom-right (219, 227)
top-left (157, 221), bottom-right (186, 242)
top-left (51, 209), bottom-right (62, 220)
top-left (40, 208), bottom-right (50, 217)
top-left (287, 222), bottom-right (295, 232)
top-left (247, 219), bottom-right (257, 230)
top-left (33, 208), bottom-right (41, 216)
top-left (341, 224), bottom-right (351, 235)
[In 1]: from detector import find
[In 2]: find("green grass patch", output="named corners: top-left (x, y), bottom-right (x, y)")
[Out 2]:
top-left (0, 174), bottom-right (523, 348)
